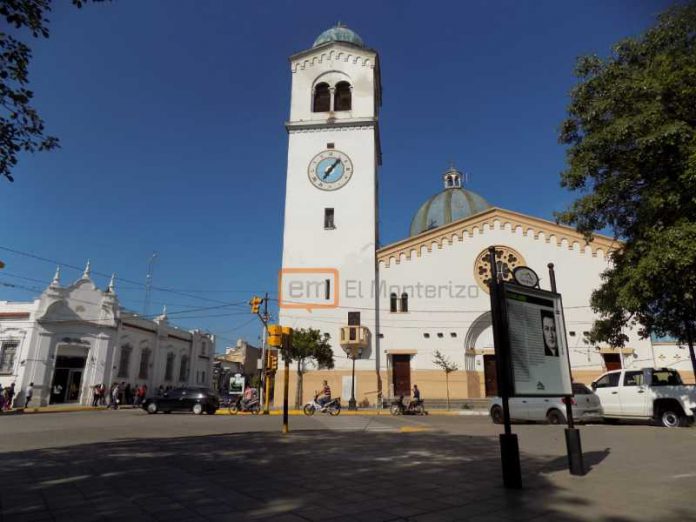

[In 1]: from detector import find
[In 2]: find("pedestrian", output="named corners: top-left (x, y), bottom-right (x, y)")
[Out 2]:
top-left (111, 382), bottom-right (120, 410)
top-left (92, 384), bottom-right (101, 407)
top-left (157, 385), bottom-right (164, 396)
top-left (24, 382), bottom-right (33, 408)
top-left (125, 383), bottom-right (132, 406)
top-left (6, 383), bottom-right (15, 410)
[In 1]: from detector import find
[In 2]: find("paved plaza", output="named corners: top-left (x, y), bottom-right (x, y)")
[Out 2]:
top-left (0, 410), bottom-right (694, 521)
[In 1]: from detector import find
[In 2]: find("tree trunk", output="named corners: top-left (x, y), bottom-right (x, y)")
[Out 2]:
top-left (295, 360), bottom-right (303, 409)
top-left (445, 372), bottom-right (450, 410)
top-left (686, 321), bottom-right (696, 383)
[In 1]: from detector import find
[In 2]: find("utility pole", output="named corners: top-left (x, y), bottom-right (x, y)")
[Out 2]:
top-left (259, 292), bottom-right (271, 414)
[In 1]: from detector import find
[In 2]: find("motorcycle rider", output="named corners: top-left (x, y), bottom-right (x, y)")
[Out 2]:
top-left (316, 380), bottom-right (331, 409)
top-left (241, 385), bottom-right (257, 409)
top-left (409, 384), bottom-right (422, 412)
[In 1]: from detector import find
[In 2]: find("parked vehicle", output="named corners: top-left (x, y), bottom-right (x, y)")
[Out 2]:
top-left (143, 387), bottom-right (219, 415)
top-left (228, 395), bottom-right (260, 415)
top-left (390, 396), bottom-right (427, 415)
top-left (591, 368), bottom-right (696, 428)
top-left (489, 383), bottom-right (602, 424)
top-left (303, 396), bottom-right (341, 416)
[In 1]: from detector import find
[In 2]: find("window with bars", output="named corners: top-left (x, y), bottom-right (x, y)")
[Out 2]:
top-left (0, 342), bottom-right (18, 374)
top-left (117, 345), bottom-right (132, 378)
top-left (179, 355), bottom-right (189, 382)
top-left (138, 348), bottom-right (151, 379)
top-left (165, 353), bottom-right (175, 381)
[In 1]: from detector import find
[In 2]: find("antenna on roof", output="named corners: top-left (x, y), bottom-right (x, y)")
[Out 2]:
top-left (143, 251), bottom-right (158, 317)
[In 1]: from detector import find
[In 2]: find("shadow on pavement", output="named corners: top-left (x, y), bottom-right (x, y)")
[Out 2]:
top-left (0, 430), bottom-right (675, 521)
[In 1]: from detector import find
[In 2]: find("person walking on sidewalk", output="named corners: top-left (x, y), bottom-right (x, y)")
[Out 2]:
top-left (110, 382), bottom-right (120, 410)
top-left (5, 383), bottom-right (15, 411)
top-left (24, 382), bottom-right (33, 408)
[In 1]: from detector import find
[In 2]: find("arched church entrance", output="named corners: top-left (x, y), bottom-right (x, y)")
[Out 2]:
top-left (464, 312), bottom-right (497, 398)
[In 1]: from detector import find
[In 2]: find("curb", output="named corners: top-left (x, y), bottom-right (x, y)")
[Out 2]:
top-left (214, 409), bottom-right (488, 416)
top-left (2, 406), bottom-right (109, 415)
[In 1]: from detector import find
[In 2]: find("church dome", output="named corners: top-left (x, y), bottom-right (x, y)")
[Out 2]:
top-left (409, 167), bottom-right (492, 237)
top-left (313, 23), bottom-right (365, 48)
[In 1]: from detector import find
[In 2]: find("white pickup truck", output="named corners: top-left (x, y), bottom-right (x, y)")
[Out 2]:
top-left (591, 368), bottom-right (696, 427)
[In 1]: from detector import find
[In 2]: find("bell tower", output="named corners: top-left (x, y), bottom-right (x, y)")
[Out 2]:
top-left (279, 24), bottom-right (381, 373)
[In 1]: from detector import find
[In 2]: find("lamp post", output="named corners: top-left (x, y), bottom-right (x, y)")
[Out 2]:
top-left (347, 346), bottom-right (363, 411)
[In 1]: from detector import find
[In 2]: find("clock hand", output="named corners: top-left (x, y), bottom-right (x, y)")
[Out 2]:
top-left (323, 159), bottom-right (341, 179)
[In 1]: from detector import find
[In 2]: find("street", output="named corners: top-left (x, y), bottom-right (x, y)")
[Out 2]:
top-left (0, 410), bottom-right (694, 521)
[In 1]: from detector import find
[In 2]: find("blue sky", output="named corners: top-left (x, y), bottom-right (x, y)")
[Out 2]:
top-left (0, 0), bottom-right (671, 350)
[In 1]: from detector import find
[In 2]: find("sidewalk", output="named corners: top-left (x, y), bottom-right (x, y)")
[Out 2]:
top-left (1, 403), bottom-right (488, 416)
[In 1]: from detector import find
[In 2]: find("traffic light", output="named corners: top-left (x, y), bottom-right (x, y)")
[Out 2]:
top-left (282, 326), bottom-right (293, 350)
top-left (267, 324), bottom-right (283, 347)
top-left (267, 350), bottom-right (278, 371)
top-left (249, 296), bottom-right (263, 314)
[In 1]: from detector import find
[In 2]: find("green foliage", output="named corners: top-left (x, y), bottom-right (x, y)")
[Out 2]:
top-left (558, 3), bottom-right (696, 365)
top-left (433, 350), bottom-right (457, 373)
top-left (0, 0), bottom-right (104, 182)
top-left (283, 327), bottom-right (334, 371)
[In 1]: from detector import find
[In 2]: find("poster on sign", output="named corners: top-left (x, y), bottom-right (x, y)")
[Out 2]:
top-left (503, 283), bottom-right (573, 397)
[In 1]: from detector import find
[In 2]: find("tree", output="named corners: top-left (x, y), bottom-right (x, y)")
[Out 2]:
top-left (1, 0), bottom-right (102, 182)
top-left (433, 350), bottom-right (458, 410)
top-left (558, 3), bottom-right (696, 379)
top-left (283, 328), bottom-right (334, 408)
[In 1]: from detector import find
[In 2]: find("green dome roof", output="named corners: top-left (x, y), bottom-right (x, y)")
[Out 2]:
top-left (313, 23), bottom-right (365, 48)
top-left (409, 169), bottom-right (491, 236)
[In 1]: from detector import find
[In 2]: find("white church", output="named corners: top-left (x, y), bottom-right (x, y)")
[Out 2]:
top-left (276, 24), bottom-right (692, 406)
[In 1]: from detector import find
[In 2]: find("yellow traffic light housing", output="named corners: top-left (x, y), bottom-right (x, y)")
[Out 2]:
top-left (249, 296), bottom-right (263, 314)
top-left (267, 324), bottom-right (283, 347)
top-left (281, 326), bottom-right (293, 350)
top-left (267, 350), bottom-right (278, 371)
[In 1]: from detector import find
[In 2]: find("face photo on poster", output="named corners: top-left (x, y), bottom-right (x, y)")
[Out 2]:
top-left (541, 310), bottom-right (558, 357)
top-left (503, 284), bottom-right (572, 396)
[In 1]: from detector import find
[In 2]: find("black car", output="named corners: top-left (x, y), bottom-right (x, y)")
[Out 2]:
top-left (143, 387), bottom-right (219, 415)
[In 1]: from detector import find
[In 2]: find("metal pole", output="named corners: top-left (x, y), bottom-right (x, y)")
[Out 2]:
top-left (260, 293), bottom-right (270, 414)
top-left (548, 262), bottom-right (585, 476)
top-left (489, 246), bottom-right (522, 489)
top-left (349, 353), bottom-right (357, 410)
top-left (282, 353), bottom-right (289, 434)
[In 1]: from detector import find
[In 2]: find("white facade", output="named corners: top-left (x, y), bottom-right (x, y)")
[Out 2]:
top-left (276, 25), bottom-right (694, 402)
top-left (279, 34), bottom-right (381, 372)
top-left (0, 265), bottom-right (214, 407)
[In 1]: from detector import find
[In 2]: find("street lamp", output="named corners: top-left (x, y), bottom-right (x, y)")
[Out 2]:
top-left (347, 346), bottom-right (363, 411)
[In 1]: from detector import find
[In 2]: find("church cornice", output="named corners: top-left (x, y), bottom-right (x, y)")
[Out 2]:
top-left (376, 207), bottom-right (622, 268)
top-left (290, 42), bottom-right (377, 72)
top-left (285, 117), bottom-right (377, 133)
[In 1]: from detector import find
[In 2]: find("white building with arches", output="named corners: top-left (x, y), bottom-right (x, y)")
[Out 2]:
top-left (276, 24), bottom-right (692, 406)
top-left (0, 263), bottom-right (214, 407)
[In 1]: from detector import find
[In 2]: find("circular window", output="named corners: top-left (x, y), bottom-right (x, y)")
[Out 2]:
top-left (474, 246), bottom-right (526, 293)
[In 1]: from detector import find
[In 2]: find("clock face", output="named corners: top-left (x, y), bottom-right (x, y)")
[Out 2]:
top-left (308, 150), bottom-right (353, 191)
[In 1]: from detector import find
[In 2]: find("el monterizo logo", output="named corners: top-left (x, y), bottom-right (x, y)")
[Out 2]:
top-left (278, 268), bottom-right (480, 309)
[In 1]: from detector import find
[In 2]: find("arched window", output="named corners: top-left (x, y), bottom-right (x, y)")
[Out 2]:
top-left (165, 353), bottom-right (175, 381)
top-left (390, 293), bottom-right (398, 313)
top-left (179, 355), bottom-right (189, 382)
top-left (400, 293), bottom-right (409, 313)
top-left (138, 348), bottom-right (151, 379)
top-left (313, 82), bottom-right (330, 112)
top-left (118, 345), bottom-right (132, 378)
top-left (334, 81), bottom-right (352, 111)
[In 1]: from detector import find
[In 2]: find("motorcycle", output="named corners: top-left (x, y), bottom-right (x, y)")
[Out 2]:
top-left (390, 396), bottom-right (427, 415)
top-left (228, 395), bottom-right (260, 415)
top-left (303, 396), bottom-right (341, 416)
